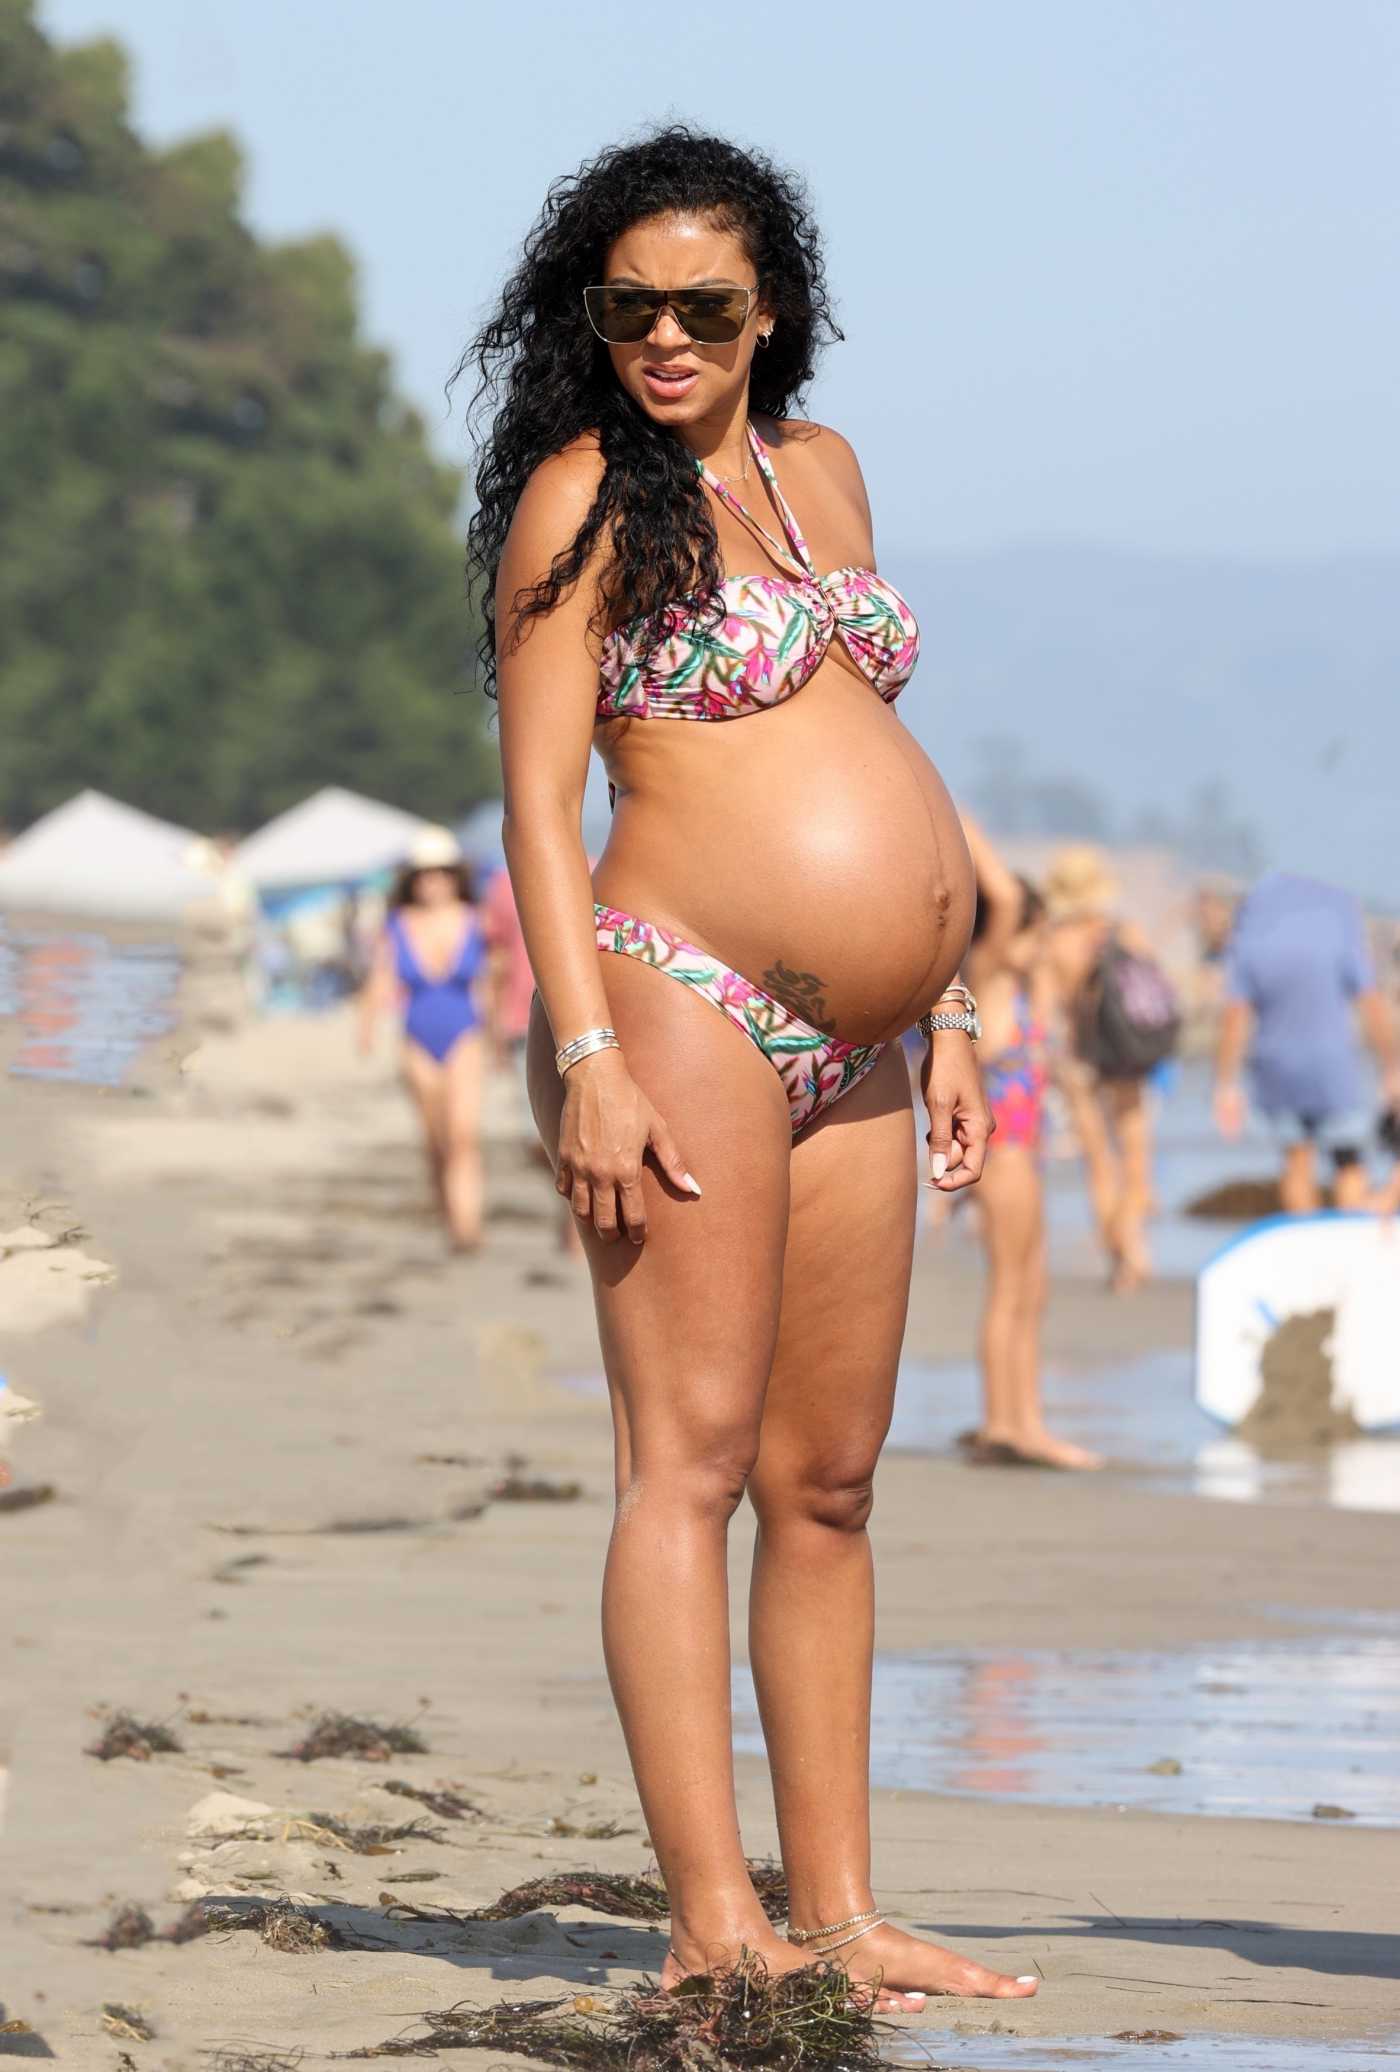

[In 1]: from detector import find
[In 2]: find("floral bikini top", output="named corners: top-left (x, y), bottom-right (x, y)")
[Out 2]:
top-left (596, 423), bottom-right (919, 723)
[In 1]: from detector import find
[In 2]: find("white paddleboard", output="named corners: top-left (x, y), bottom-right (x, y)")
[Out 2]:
top-left (1196, 1213), bottom-right (1400, 1431)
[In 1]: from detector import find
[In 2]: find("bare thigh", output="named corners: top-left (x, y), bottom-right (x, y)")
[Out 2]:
top-left (527, 956), bottom-right (794, 1478)
top-left (976, 1145), bottom-right (1043, 1277)
top-left (400, 1041), bottom-right (446, 1149)
top-left (439, 1030), bottom-right (486, 1143)
top-left (752, 1044), bottom-right (917, 1487)
top-left (1103, 1077), bottom-right (1151, 1188)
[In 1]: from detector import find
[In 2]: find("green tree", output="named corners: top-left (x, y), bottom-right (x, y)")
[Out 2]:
top-left (0, 0), bottom-right (495, 831)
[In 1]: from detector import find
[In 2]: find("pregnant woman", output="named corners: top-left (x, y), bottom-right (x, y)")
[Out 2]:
top-left (461, 128), bottom-right (1037, 2009)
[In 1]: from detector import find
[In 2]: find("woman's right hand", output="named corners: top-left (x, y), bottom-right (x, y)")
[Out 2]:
top-left (1214, 1079), bottom-right (1246, 1141)
top-left (555, 1050), bottom-right (700, 1244)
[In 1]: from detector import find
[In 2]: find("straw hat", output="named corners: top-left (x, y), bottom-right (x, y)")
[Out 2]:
top-left (1043, 843), bottom-right (1118, 920)
top-left (406, 825), bottom-right (463, 871)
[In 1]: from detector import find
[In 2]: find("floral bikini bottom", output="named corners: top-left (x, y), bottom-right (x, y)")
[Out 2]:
top-left (594, 905), bottom-right (884, 1135)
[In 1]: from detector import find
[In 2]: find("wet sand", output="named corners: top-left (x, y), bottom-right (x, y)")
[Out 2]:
top-left (2, 930), bottom-right (1397, 2065)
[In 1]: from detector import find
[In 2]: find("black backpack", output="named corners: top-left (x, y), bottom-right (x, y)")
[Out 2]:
top-left (1076, 936), bottom-right (1181, 1080)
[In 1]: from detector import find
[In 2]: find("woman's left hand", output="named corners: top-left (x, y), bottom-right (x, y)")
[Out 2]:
top-left (920, 1031), bottom-right (994, 1191)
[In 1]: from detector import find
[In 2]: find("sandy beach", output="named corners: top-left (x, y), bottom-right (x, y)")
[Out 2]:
top-left (2, 926), bottom-right (1397, 2068)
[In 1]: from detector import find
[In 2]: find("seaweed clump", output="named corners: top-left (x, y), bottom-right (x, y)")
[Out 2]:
top-left (350, 1954), bottom-right (884, 2068)
top-left (200, 1900), bottom-right (349, 1953)
top-left (92, 1904), bottom-right (158, 1950)
top-left (286, 1812), bottom-right (443, 1854)
top-left (746, 1861), bottom-right (790, 1925)
top-left (205, 2053), bottom-right (305, 2072)
top-left (86, 1713), bottom-right (183, 1761)
top-left (382, 1873), bottom-right (667, 1926)
top-left (383, 1860), bottom-right (788, 1927)
top-left (91, 1898), bottom-right (341, 1953)
top-left (381, 1777), bottom-right (480, 1820)
top-left (490, 1474), bottom-right (582, 1503)
top-left (278, 1712), bottom-right (428, 1762)
top-left (100, 2005), bottom-right (156, 2041)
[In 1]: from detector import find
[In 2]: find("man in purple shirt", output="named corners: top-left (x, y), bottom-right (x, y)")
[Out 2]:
top-left (1214, 872), bottom-right (1399, 1212)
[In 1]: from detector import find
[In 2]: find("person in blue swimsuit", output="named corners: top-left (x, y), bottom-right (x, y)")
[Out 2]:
top-left (358, 829), bottom-right (490, 1250)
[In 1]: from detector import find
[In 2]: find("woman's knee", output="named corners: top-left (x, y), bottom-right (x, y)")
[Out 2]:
top-left (627, 1407), bottom-right (764, 1519)
top-left (749, 1446), bottom-right (881, 1535)
top-left (443, 1110), bottom-right (483, 1158)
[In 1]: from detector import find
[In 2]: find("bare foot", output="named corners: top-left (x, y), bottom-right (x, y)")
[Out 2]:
top-left (1002, 1429), bottom-right (1105, 1471)
top-left (963, 1437), bottom-right (1019, 1467)
top-left (661, 1929), bottom-right (926, 2015)
top-left (1110, 1234), bottom-right (1151, 1293)
top-left (972, 1424), bottom-right (1104, 1471)
top-left (834, 1922), bottom-right (1039, 1999)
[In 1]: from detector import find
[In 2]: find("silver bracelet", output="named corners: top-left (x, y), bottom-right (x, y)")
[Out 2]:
top-left (918, 983), bottom-right (980, 1041)
top-left (554, 1026), bottom-right (620, 1077)
top-left (920, 1009), bottom-right (979, 1039)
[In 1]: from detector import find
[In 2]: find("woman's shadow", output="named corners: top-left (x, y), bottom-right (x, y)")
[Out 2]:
top-left (204, 1892), bottom-right (669, 1983)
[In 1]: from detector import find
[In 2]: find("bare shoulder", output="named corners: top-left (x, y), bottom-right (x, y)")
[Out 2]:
top-left (761, 416), bottom-right (871, 534)
top-left (762, 415), bottom-right (866, 487)
top-left (498, 436), bottom-right (611, 622)
top-left (510, 434), bottom-right (606, 544)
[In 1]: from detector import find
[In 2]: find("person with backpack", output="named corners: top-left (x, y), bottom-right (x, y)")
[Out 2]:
top-left (1042, 846), bottom-right (1181, 1292)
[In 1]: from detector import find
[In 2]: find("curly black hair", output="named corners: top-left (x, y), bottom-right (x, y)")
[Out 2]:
top-left (456, 125), bottom-right (841, 697)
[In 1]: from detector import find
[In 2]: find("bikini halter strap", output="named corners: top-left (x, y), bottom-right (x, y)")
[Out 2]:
top-left (695, 423), bottom-right (817, 581)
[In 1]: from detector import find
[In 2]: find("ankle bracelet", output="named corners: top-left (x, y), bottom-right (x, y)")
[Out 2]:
top-left (788, 1905), bottom-right (882, 1947)
top-left (801, 1915), bottom-right (886, 1956)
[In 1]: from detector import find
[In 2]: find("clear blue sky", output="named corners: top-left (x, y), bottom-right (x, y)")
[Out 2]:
top-left (41, 0), bottom-right (1400, 563)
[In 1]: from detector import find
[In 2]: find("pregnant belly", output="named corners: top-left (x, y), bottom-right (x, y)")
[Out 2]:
top-left (594, 675), bottom-right (974, 1045)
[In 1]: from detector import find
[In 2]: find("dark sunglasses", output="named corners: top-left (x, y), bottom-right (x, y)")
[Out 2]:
top-left (583, 283), bottom-right (755, 345)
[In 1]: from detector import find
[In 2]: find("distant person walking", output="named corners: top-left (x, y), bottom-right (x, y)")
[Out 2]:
top-left (483, 859), bottom-right (585, 1259)
top-left (358, 829), bottom-right (490, 1250)
top-left (481, 861), bottom-right (536, 1119)
top-left (1214, 872), bottom-right (1400, 1213)
top-left (1043, 846), bottom-right (1180, 1292)
top-left (960, 819), bottom-right (1102, 1469)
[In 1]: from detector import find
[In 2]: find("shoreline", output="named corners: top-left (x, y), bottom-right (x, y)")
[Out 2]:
top-left (1, 924), bottom-right (1396, 2063)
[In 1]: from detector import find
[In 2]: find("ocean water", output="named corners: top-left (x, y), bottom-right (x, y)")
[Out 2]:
top-left (736, 1617), bottom-right (1400, 1827)
top-left (0, 919), bottom-right (182, 1086)
top-left (883, 2033), bottom-right (1400, 2070)
top-left (888, 1355), bottom-right (1400, 1516)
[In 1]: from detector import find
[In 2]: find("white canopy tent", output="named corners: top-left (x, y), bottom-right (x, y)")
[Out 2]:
top-left (455, 762), bottom-right (612, 877)
top-left (455, 799), bottom-right (507, 874)
top-left (0, 790), bottom-right (217, 921)
top-left (236, 786), bottom-right (436, 890)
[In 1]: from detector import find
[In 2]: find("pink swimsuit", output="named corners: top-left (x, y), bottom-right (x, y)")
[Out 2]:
top-left (593, 424), bottom-right (920, 1133)
top-left (598, 422), bottom-right (917, 721)
top-left (982, 995), bottom-right (1048, 1151)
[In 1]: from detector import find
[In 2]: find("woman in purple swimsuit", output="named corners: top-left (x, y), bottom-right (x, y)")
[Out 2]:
top-left (458, 129), bottom-right (1036, 2007)
top-left (358, 829), bottom-right (489, 1250)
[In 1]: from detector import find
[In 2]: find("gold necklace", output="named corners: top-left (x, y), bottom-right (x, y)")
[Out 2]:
top-left (712, 424), bottom-right (751, 485)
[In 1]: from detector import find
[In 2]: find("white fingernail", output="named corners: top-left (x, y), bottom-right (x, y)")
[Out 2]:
top-left (1017, 1975), bottom-right (1038, 1984)
top-left (906, 1991), bottom-right (926, 2001)
top-left (930, 1153), bottom-right (948, 1180)
top-left (684, 1173), bottom-right (702, 1196)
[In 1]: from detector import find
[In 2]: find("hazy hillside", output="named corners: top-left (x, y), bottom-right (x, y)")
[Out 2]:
top-left (883, 544), bottom-right (1399, 903)
top-left (0, 2), bottom-right (496, 832)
